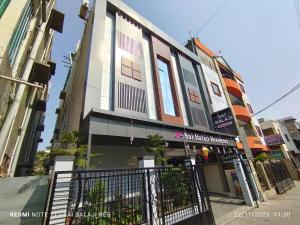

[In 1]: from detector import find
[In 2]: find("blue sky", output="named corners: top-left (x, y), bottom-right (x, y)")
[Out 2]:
top-left (39, 0), bottom-right (300, 150)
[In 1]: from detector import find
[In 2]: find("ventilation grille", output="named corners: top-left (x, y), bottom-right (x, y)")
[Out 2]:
top-left (118, 82), bottom-right (147, 114)
top-left (182, 68), bottom-right (196, 85)
top-left (191, 107), bottom-right (207, 127)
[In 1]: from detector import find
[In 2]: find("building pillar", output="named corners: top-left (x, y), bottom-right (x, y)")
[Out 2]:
top-left (256, 161), bottom-right (272, 190)
top-left (233, 158), bottom-right (255, 207)
top-left (282, 158), bottom-right (300, 180)
top-left (139, 156), bottom-right (157, 225)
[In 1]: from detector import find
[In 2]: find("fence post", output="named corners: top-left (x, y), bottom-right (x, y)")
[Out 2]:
top-left (44, 156), bottom-right (74, 225)
top-left (139, 156), bottom-right (157, 225)
top-left (233, 158), bottom-right (255, 207)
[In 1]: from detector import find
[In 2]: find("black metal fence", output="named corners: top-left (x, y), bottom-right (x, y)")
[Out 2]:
top-left (264, 161), bottom-right (295, 194)
top-left (45, 165), bottom-right (215, 225)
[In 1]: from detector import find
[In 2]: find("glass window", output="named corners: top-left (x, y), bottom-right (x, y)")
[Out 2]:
top-left (7, 0), bottom-right (32, 65)
top-left (157, 58), bottom-right (176, 116)
top-left (0, 0), bottom-right (10, 17)
top-left (239, 83), bottom-right (246, 93)
top-left (211, 81), bottom-right (221, 96)
top-left (256, 126), bottom-right (263, 137)
top-left (247, 103), bottom-right (254, 114)
top-left (285, 134), bottom-right (290, 142)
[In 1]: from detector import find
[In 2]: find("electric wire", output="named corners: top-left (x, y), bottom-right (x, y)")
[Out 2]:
top-left (182, 0), bottom-right (233, 44)
top-left (252, 82), bottom-right (300, 116)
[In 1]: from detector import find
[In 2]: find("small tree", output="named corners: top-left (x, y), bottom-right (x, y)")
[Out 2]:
top-left (254, 152), bottom-right (269, 163)
top-left (33, 151), bottom-right (49, 175)
top-left (60, 130), bottom-right (78, 148)
top-left (143, 134), bottom-right (167, 165)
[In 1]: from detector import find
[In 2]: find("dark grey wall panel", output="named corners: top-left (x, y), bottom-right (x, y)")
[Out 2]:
top-left (177, 54), bottom-right (209, 129)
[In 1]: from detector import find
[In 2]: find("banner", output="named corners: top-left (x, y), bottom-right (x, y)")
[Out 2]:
top-left (264, 134), bottom-right (285, 146)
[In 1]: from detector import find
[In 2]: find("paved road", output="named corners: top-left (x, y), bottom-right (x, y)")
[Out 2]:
top-left (224, 181), bottom-right (300, 225)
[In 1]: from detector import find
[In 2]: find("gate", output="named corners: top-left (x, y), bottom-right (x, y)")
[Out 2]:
top-left (265, 161), bottom-right (295, 194)
top-left (45, 165), bottom-right (215, 225)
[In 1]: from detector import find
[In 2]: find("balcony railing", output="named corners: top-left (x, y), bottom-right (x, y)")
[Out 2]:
top-left (247, 136), bottom-right (268, 150)
top-left (223, 78), bottom-right (242, 99)
top-left (232, 105), bottom-right (251, 122)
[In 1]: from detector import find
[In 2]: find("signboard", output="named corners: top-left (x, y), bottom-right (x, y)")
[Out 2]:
top-left (175, 131), bottom-right (230, 145)
top-left (271, 150), bottom-right (285, 160)
top-left (212, 108), bottom-right (238, 135)
top-left (219, 152), bottom-right (239, 162)
top-left (264, 134), bottom-right (285, 146)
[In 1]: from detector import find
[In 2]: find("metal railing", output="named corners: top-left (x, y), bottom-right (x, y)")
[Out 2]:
top-left (264, 161), bottom-right (295, 194)
top-left (45, 165), bottom-right (215, 225)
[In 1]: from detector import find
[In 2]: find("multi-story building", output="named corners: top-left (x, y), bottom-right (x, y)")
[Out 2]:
top-left (0, 0), bottom-right (64, 176)
top-left (280, 116), bottom-right (300, 151)
top-left (54, 0), bottom-right (245, 195)
top-left (186, 38), bottom-right (269, 158)
top-left (259, 118), bottom-right (300, 165)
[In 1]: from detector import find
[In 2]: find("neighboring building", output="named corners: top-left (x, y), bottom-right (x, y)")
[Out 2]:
top-left (54, 0), bottom-right (242, 195)
top-left (0, 0), bottom-right (64, 176)
top-left (258, 118), bottom-right (299, 164)
top-left (279, 116), bottom-right (300, 162)
top-left (186, 38), bottom-right (269, 157)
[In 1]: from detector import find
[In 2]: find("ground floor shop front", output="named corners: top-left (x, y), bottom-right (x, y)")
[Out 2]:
top-left (80, 110), bottom-right (248, 199)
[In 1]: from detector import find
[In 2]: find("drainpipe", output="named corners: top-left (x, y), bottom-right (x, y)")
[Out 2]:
top-left (0, 14), bottom-right (47, 166)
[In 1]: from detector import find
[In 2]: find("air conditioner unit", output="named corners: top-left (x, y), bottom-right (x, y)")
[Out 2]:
top-left (79, 0), bottom-right (89, 20)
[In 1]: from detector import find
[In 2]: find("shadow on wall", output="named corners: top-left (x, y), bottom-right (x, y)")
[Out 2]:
top-left (0, 176), bottom-right (49, 225)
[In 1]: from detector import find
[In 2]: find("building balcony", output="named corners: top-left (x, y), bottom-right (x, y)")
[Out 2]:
top-left (247, 136), bottom-right (269, 150)
top-left (232, 105), bottom-right (251, 122)
top-left (223, 78), bottom-right (242, 99)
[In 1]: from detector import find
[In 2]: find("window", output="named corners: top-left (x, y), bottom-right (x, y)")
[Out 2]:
top-left (256, 126), bottom-right (263, 137)
top-left (239, 83), bottom-right (245, 93)
top-left (285, 134), bottom-right (290, 142)
top-left (247, 103), bottom-right (254, 114)
top-left (121, 57), bottom-right (141, 81)
top-left (211, 81), bottom-right (221, 96)
top-left (0, 0), bottom-right (10, 17)
top-left (157, 58), bottom-right (176, 116)
top-left (7, 0), bottom-right (32, 65)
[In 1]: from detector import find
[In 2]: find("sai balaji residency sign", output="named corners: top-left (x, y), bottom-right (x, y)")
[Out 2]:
top-left (212, 108), bottom-right (238, 135)
top-left (175, 131), bottom-right (230, 145)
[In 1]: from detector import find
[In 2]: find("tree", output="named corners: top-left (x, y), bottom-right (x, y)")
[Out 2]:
top-left (60, 130), bottom-right (78, 148)
top-left (254, 152), bottom-right (270, 163)
top-left (33, 151), bottom-right (49, 175)
top-left (143, 134), bottom-right (167, 165)
top-left (33, 131), bottom-right (101, 174)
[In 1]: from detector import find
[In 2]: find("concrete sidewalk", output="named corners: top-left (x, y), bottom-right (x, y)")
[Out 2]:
top-left (210, 195), bottom-right (253, 225)
top-left (222, 181), bottom-right (300, 225)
